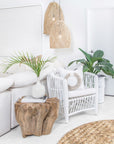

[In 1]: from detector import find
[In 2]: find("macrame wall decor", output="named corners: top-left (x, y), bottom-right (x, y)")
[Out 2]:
top-left (44, 1), bottom-right (64, 35)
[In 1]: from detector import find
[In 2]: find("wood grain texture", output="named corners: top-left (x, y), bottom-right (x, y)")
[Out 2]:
top-left (44, 2), bottom-right (64, 35)
top-left (15, 97), bottom-right (59, 137)
top-left (42, 98), bottom-right (59, 135)
top-left (50, 21), bottom-right (71, 48)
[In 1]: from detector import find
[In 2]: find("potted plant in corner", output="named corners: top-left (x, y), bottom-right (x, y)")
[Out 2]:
top-left (68, 48), bottom-right (114, 103)
top-left (3, 52), bottom-right (55, 99)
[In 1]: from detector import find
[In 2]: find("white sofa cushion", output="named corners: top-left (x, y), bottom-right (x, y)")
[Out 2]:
top-left (40, 63), bottom-right (55, 81)
top-left (7, 64), bottom-right (32, 74)
top-left (8, 71), bottom-right (37, 88)
top-left (0, 73), bottom-right (11, 78)
top-left (69, 88), bottom-right (96, 98)
top-left (39, 59), bottom-right (64, 81)
top-left (0, 78), bottom-right (14, 92)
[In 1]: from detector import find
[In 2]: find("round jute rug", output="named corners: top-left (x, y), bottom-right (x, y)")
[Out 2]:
top-left (58, 120), bottom-right (114, 144)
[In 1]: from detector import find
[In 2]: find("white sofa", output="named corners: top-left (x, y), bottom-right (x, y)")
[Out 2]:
top-left (0, 91), bottom-right (11, 136)
top-left (0, 71), bottom-right (37, 136)
top-left (0, 59), bottom-right (64, 136)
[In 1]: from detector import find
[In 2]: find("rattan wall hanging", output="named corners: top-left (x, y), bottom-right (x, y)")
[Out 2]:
top-left (44, 2), bottom-right (64, 35)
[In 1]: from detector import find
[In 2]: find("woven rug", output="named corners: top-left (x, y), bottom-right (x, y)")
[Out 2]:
top-left (58, 120), bottom-right (114, 144)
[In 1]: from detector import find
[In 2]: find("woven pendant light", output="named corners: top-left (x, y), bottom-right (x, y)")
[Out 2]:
top-left (44, 2), bottom-right (64, 35)
top-left (50, 21), bottom-right (71, 48)
top-left (50, 0), bottom-right (71, 49)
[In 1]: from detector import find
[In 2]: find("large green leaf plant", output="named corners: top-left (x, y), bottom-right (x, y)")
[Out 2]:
top-left (3, 52), bottom-right (55, 77)
top-left (68, 48), bottom-right (114, 78)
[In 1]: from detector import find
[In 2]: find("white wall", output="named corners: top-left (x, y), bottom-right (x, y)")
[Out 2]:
top-left (0, 5), bottom-right (42, 56)
top-left (87, 8), bottom-right (114, 95)
top-left (0, 0), bottom-right (114, 95)
top-left (0, 0), bottom-right (114, 63)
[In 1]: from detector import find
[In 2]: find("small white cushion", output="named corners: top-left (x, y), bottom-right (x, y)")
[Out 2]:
top-left (8, 72), bottom-right (37, 88)
top-left (40, 63), bottom-right (56, 81)
top-left (68, 76), bottom-right (77, 87)
top-left (52, 59), bottom-right (65, 69)
top-left (39, 59), bottom-right (64, 81)
top-left (69, 88), bottom-right (96, 98)
top-left (0, 78), bottom-right (14, 92)
top-left (56, 67), bottom-right (84, 90)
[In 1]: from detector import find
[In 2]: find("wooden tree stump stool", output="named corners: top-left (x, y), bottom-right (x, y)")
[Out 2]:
top-left (15, 97), bottom-right (59, 137)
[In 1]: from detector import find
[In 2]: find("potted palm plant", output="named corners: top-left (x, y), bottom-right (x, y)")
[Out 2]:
top-left (3, 52), bottom-right (55, 98)
top-left (68, 48), bottom-right (114, 103)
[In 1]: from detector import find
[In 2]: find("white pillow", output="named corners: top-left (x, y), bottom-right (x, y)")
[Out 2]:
top-left (40, 64), bottom-right (55, 81)
top-left (0, 78), bottom-right (14, 92)
top-left (39, 59), bottom-right (65, 81)
top-left (7, 64), bottom-right (32, 74)
top-left (56, 67), bottom-right (84, 91)
top-left (8, 71), bottom-right (37, 88)
top-left (52, 59), bottom-right (65, 69)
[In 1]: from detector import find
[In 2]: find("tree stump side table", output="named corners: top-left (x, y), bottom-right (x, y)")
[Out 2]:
top-left (15, 97), bottom-right (59, 137)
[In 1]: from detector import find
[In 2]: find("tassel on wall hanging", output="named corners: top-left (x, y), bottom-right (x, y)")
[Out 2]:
top-left (49, 0), bottom-right (71, 49)
top-left (44, 1), bottom-right (64, 35)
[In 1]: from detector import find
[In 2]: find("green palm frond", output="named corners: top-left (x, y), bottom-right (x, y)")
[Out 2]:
top-left (3, 52), bottom-right (56, 77)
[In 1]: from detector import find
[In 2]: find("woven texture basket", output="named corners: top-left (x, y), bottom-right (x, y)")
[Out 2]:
top-left (58, 120), bottom-right (114, 144)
